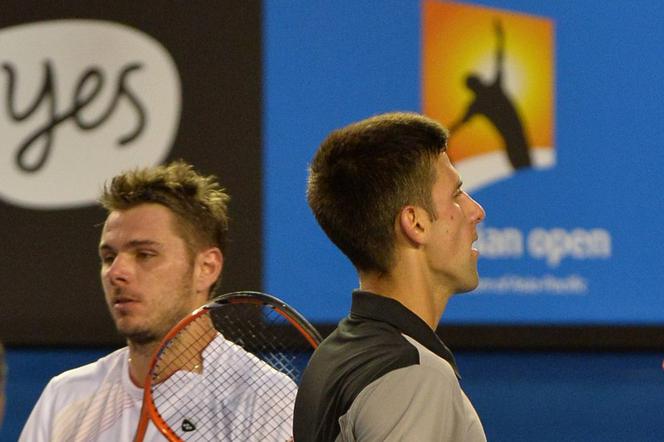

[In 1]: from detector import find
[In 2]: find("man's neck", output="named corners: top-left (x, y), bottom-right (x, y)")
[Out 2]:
top-left (359, 264), bottom-right (452, 330)
top-left (127, 341), bottom-right (159, 388)
top-left (126, 315), bottom-right (216, 388)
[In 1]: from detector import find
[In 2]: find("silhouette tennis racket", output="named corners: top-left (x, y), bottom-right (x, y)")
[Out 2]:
top-left (134, 291), bottom-right (322, 442)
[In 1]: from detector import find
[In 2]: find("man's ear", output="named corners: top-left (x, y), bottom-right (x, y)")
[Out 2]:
top-left (194, 247), bottom-right (223, 294)
top-left (397, 205), bottom-right (429, 246)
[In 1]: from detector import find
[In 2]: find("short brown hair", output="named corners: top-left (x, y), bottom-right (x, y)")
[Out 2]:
top-left (307, 112), bottom-right (448, 274)
top-left (99, 160), bottom-right (230, 290)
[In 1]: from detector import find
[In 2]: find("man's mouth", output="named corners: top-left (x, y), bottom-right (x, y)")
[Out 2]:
top-left (112, 296), bottom-right (140, 310)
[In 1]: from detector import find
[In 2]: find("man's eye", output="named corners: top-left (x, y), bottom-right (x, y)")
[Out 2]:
top-left (137, 251), bottom-right (155, 259)
top-left (100, 255), bottom-right (115, 265)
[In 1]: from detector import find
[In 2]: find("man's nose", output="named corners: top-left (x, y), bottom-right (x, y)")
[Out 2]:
top-left (106, 254), bottom-right (132, 286)
top-left (468, 195), bottom-right (486, 223)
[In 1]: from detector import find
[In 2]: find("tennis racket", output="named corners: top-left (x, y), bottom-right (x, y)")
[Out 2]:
top-left (134, 291), bottom-right (322, 442)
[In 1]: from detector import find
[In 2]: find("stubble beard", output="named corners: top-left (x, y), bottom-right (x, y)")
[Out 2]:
top-left (122, 326), bottom-right (159, 346)
top-left (115, 272), bottom-right (197, 347)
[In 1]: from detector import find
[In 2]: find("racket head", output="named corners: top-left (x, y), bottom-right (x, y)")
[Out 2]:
top-left (136, 291), bottom-right (321, 441)
top-left (212, 291), bottom-right (323, 354)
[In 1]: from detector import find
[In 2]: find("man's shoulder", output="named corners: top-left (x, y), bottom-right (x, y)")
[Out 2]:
top-left (325, 315), bottom-right (419, 365)
top-left (400, 334), bottom-right (458, 378)
top-left (304, 316), bottom-right (420, 399)
top-left (19, 347), bottom-right (135, 442)
top-left (47, 347), bottom-right (127, 394)
top-left (205, 336), bottom-right (297, 396)
top-left (294, 316), bottom-right (429, 442)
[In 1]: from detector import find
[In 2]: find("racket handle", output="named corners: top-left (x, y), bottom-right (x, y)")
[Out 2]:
top-left (134, 415), bottom-right (149, 442)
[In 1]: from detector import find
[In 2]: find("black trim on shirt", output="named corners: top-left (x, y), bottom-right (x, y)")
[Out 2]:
top-left (349, 290), bottom-right (460, 378)
top-left (294, 290), bottom-right (462, 442)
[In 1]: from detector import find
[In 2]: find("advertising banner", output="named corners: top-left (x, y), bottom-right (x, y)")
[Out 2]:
top-left (264, 0), bottom-right (664, 326)
top-left (0, 1), bottom-right (262, 345)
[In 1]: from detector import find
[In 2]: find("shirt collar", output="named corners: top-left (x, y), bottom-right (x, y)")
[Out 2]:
top-left (350, 290), bottom-right (460, 379)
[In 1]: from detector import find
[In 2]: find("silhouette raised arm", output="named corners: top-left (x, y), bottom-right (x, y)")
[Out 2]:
top-left (493, 18), bottom-right (504, 86)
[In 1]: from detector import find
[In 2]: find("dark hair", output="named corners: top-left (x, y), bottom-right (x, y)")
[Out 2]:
top-left (307, 112), bottom-right (448, 273)
top-left (99, 160), bottom-right (230, 291)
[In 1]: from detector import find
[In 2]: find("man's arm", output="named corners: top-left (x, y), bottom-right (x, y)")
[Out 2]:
top-left (337, 365), bottom-right (486, 441)
top-left (448, 101), bottom-right (479, 135)
top-left (494, 18), bottom-right (505, 85)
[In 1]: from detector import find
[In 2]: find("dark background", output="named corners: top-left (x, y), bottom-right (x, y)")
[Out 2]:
top-left (0, 1), bottom-right (262, 346)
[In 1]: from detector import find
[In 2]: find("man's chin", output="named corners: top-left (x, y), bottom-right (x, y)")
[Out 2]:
top-left (455, 274), bottom-right (480, 294)
top-left (116, 325), bottom-right (159, 345)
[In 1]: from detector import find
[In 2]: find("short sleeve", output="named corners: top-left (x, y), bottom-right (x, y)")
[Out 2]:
top-left (337, 364), bottom-right (486, 442)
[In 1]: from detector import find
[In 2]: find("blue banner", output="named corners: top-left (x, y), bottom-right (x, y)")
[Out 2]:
top-left (264, 0), bottom-right (664, 324)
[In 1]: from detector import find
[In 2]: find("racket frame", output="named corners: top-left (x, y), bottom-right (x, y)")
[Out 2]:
top-left (133, 291), bottom-right (321, 442)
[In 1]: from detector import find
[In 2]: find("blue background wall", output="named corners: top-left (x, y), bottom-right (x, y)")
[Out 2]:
top-left (264, 0), bottom-right (664, 324)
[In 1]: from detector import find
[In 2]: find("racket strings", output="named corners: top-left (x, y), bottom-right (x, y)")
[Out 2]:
top-left (148, 303), bottom-right (312, 441)
top-left (214, 307), bottom-right (303, 379)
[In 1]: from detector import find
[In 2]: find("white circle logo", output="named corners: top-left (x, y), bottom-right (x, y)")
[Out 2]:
top-left (0, 20), bottom-right (181, 209)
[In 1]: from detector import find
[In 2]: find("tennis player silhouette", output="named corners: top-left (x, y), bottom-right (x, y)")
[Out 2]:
top-left (448, 19), bottom-right (532, 170)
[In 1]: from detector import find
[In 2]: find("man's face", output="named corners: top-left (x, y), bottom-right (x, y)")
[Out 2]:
top-left (425, 152), bottom-right (486, 293)
top-left (99, 203), bottom-right (207, 345)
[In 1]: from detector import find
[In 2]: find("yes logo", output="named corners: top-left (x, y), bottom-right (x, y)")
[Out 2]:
top-left (423, 0), bottom-right (555, 191)
top-left (0, 20), bottom-right (181, 209)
